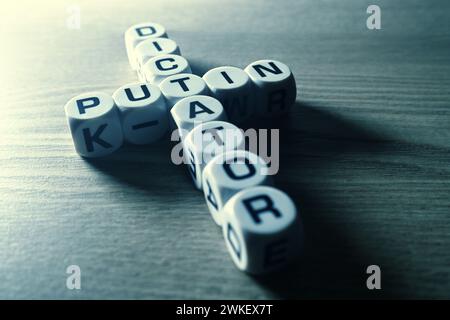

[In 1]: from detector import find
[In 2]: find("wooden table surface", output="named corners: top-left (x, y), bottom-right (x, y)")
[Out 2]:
top-left (1, 0), bottom-right (449, 299)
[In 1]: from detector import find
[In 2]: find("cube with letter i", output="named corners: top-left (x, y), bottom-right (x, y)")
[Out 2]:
top-left (203, 66), bottom-right (255, 125)
top-left (135, 37), bottom-right (181, 70)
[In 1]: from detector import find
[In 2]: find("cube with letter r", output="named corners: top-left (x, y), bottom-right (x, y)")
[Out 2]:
top-left (221, 186), bottom-right (302, 274)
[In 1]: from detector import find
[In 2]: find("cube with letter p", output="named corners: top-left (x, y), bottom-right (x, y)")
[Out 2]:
top-left (65, 92), bottom-right (123, 157)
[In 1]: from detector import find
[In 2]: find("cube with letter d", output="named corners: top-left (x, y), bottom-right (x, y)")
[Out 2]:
top-left (125, 22), bottom-right (168, 70)
top-left (244, 59), bottom-right (296, 117)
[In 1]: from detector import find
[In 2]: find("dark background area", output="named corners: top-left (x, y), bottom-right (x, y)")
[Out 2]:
top-left (0, 0), bottom-right (449, 298)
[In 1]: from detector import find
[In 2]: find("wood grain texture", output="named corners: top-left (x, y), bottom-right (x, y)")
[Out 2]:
top-left (0, 0), bottom-right (449, 299)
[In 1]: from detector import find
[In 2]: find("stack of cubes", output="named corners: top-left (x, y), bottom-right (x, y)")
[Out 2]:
top-left (64, 22), bottom-right (303, 274)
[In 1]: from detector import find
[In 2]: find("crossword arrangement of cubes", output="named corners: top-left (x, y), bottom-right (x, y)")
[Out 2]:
top-left (64, 22), bottom-right (303, 274)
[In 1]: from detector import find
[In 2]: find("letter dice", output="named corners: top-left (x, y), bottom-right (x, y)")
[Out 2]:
top-left (184, 121), bottom-right (244, 190)
top-left (244, 60), bottom-right (296, 117)
top-left (171, 95), bottom-right (227, 140)
top-left (222, 186), bottom-right (302, 274)
top-left (203, 66), bottom-right (254, 124)
top-left (142, 54), bottom-right (191, 85)
top-left (159, 73), bottom-right (209, 108)
top-left (64, 92), bottom-right (123, 157)
top-left (202, 150), bottom-right (272, 226)
top-left (125, 22), bottom-right (167, 70)
top-left (112, 83), bottom-right (168, 144)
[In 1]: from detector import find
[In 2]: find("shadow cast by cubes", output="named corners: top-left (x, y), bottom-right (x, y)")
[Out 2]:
top-left (84, 136), bottom-right (193, 196)
top-left (85, 99), bottom-right (404, 299)
top-left (247, 101), bottom-right (404, 299)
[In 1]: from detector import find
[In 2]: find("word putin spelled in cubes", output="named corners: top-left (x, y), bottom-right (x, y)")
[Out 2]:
top-left (64, 22), bottom-right (302, 274)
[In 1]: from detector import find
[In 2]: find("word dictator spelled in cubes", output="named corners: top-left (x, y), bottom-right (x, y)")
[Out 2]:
top-left (64, 22), bottom-right (302, 274)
